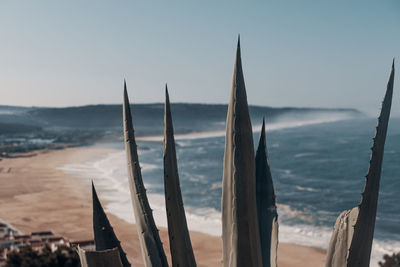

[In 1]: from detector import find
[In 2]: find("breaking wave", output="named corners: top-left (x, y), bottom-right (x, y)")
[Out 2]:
top-left (137, 113), bottom-right (353, 142)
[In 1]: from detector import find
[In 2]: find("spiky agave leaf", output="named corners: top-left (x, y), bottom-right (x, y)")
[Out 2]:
top-left (221, 37), bottom-right (263, 267)
top-left (163, 85), bottom-right (197, 267)
top-left (123, 81), bottom-right (168, 267)
top-left (256, 119), bottom-right (278, 267)
top-left (325, 60), bottom-right (395, 267)
top-left (78, 247), bottom-right (124, 267)
top-left (346, 61), bottom-right (395, 266)
top-left (92, 182), bottom-right (131, 267)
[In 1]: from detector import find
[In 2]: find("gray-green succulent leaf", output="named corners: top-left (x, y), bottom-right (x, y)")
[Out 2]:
top-left (123, 82), bottom-right (169, 267)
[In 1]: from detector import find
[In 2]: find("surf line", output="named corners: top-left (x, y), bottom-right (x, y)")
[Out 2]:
top-left (136, 116), bottom-right (348, 142)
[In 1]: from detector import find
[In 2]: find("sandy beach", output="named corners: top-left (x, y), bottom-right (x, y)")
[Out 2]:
top-left (0, 146), bottom-right (326, 266)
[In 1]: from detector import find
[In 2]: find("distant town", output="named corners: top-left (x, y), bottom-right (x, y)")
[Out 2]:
top-left (0, 221), bottom-right (93, 266)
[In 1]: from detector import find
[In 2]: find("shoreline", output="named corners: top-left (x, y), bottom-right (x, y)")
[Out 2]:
top-left (0, 146), bottom-right (326, 266)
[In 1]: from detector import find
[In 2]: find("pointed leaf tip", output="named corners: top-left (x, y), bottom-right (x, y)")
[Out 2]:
top-left (91, 181), bottom-right (96, 198)
top-left (236, 38), bottom-right (241, 57)
top-left (92, 182), bottom-right (99, 203)
top-left (165, 87), bottom-right (170, 106)
top-left (255, 117), bottom-right (278, 267)
top-left (163, 87), bottom-right (196, 266)
top-left (222, 37), bottom-right (262, 267)
top-left (233, 38), bottom-right (243, 77)
top-left (92, 183), bottom-right (131, 266)
top-left (123, 82), bottom-right (128, 101)
top-left (92, 182), bottom-right (100, 204)
top-left (123, 81), bottom-right (168, 266)
top-left (327, 61), bottom-right (395, 267)
top-left (260, 119), bottom-right (266, 142)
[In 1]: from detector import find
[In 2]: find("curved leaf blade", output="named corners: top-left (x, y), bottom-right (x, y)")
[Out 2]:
top-left (221, 37), bottom-right (263, 267)
top-left (256, 119), bottom-right (279, 267)
top-left (163, 86), bottom-right (197, 266)
top-left (123, 81), bottom-right (168, 267)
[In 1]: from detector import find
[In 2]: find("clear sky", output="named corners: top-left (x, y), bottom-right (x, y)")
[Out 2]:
top-left (0, 1), bottom-right (399, 115)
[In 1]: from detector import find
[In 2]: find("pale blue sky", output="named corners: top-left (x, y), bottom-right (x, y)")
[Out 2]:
top-left (0, 1), bottom-right (399, 115)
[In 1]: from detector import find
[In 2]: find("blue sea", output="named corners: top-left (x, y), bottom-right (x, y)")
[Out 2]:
top-left (62, 116), bottom-right (400, 267)
top-left (1, 104), bottom-right (399, 266)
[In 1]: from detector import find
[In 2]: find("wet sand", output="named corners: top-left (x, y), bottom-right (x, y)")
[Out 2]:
top-left (0, 146), bottom-right (326, 266)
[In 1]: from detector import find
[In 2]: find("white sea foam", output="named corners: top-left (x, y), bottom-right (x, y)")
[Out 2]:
top-left (0, 110), bottom-right (17, 115)
top-left (294, 152), bottom-right (315, 158)
top-left (136, 113), bottom-right (352, 142)
top-left (295, 185), bottom-right (318, 192)
top-left (279, 223), bottom-right (400, 267)
top-left (210, 182), bottom-right (222, 190)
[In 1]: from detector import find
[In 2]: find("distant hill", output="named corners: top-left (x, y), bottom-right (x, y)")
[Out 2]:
top-left (1, 103), bottom-right (361, 132)
top-left (0, 103), bottom-right (363, 157)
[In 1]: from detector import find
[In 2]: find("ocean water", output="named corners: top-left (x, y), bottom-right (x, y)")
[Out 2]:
top-left (60, 116), bottom-right (400, 266)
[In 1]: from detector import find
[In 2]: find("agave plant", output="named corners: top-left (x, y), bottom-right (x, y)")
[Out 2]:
top-left (76, 40), bottom-right (393, 267)
top-left (325, 60), bottom-right (395, 267)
